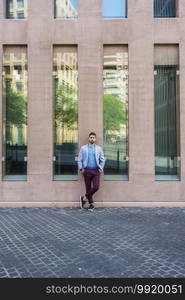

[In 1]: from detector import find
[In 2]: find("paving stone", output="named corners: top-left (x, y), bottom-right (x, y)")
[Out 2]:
top-left (0, 207), bottom-right (185, 277)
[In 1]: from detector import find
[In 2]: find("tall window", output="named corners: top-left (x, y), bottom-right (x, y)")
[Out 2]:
top-left (154, 45), bottom-right (180, 180)
top-left (103, 46), bottom-right (129, 180)
top-left (154, 0), bottom-right (177, 18)
top-left (2, 46), bottom-right (28, 180)
top-left (53, 46), bottom-right (78, 180)
top-left (103, 0), bottom-right (127, 18)
top-left (6, 0), bottom-right (27, 19)
top-left (54, 0), bottom-right (78, 19)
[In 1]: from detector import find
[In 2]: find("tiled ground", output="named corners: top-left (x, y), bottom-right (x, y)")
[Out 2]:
top-left (0, 206), bottom-right (185, 278)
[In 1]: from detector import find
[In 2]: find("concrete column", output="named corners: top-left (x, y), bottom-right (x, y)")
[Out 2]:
top-left (0, 0), bottom-right (3, 186)
top-left (28, 0), bottom-right (53, 184)
top-left (78, 0), bottom-right (103, 147)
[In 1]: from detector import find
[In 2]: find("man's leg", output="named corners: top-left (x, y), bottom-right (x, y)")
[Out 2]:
top-left (83, 170), bottom-right (93, 204)
top-left (86, 170), bottom-right (100, 204)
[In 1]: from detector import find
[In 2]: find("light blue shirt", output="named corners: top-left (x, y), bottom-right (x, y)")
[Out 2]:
top-left (86, 146), bottom-right (98, 170)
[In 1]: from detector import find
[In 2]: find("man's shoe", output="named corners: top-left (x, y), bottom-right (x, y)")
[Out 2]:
top-left (80, 196), bottom-right (86, 208)
top-left (88, 204), bottom-right (94, 211)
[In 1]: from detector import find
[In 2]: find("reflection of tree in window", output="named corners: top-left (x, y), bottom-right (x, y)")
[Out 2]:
top-left (5, 85), bottom-right (26, 130)
top-left (104, 94), bottom-right (127, 143)
top-left (54, 82), bottom-right (77, 143)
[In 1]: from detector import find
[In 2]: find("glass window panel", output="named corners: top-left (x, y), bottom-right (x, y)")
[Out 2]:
top-left (6, 0), bottom-right (27, 19)
top-left (2, 47), bottom-right (28, 180)
top-left (53, 46), bottom-right (78, 180)
top-left (17, 0), bottom-right (24, 8)
top-left (54, 0), bottom-right (78, 19)
top-left (103, 0), bottom-right (127, 19)
top-left (103, 46), bottom-right (129, 180)
top-left (154, 0), bottom-right (176, 18)
top-left (154, 45), bottom-right (180, 180)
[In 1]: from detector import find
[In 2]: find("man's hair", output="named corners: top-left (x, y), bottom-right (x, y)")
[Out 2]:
top-left (89, 132), bottom-right (96, 137)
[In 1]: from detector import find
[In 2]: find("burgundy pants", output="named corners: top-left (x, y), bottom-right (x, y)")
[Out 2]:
top-left (83, 169), bottom-right (100, 204)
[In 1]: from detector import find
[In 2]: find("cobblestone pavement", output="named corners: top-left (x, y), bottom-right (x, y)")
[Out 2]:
top-left (0, 206), bottom-right (185, 278)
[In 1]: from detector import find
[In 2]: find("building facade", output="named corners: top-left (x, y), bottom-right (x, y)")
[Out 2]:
top-left (0, 0), bottom-right (185, 207)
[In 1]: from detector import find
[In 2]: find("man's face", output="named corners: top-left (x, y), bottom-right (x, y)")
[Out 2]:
top-left (89, 135), bottom-right (96, 144)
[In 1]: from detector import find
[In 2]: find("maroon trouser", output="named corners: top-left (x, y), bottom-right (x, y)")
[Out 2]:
top-left (83, 169), bottom-right (100, 204)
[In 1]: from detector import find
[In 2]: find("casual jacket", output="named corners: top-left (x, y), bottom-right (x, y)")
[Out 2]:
top-left (77, 144), bottom-right (105, 172)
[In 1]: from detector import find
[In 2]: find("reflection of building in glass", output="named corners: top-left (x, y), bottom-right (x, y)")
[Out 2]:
top-left (6, 0), bottom-right (27, 19)
top-left (53, 51), bottom-right (78, 90)
top-left (54, 0), bottom-right (78, 19)
top-left (53, 49), bottom-right (78, 144)
top-left (3, 52), bottom-right (27, 97)
top-left (154, 0), bottom-right (176, 18)
top-left (103, 52), bottom-right (128, 101)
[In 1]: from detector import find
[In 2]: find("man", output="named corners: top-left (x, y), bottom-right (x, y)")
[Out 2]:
top-left (77, 132), bottom-right (105, 211)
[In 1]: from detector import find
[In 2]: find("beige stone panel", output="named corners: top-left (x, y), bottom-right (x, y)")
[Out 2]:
top-left (129, 40), bottom-right (154, 178)
top-left (179, 0), bottom-right (185, 17)
top-left (128, 0), bottom-right (153, 19)
top-left (27, 44), bottom-right (53, 177)
top-left (99, 181), bottom-right (135, 204)
top-left (29, 0), bottom-right (53, 19)
top-left (1, 20), bottom-right (27, 43)
top-left (78, 3), bottom-right (102, 146)
top-left (99, 180), bottom-right (184, 203)
top-left (27, 0), bottom-right (53, 180)
top-left (78, 43), bottom-right (103, 145)
top-left (103, 20), bottom-right (129, 44)
top-left (1, 182), bottom-right (33, 201)
top-left (79, 0), bottom-right (102, 15)
top-left (53, 20), bottom-right (78, 44)
top-left (27, 177), bottom-right (78, 202)
top-left (52, 181), bottom-right (80, 202)
top-left (154, 19), bottom-right (180, 43)
top-left (1, 178), bottom-right (78, 202)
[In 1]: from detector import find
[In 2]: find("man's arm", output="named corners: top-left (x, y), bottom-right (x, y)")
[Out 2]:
top-left (77, 147), bottom-right (83, 170)
top-left (99, 147), bottom-right (105, 171)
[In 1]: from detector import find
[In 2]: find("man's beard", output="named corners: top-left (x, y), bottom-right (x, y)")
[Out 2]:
top-left (90, 141), bottom-right (95, 144)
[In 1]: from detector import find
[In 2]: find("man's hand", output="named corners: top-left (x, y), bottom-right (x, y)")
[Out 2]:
top-left (80, 168), bottom-right (85, 174)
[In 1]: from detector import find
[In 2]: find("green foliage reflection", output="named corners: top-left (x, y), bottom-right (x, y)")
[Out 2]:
top-left (103, 94), bottom-right (127, 141)
top-left (6, 85), bottom-right (27, 127)
top-left (54, 81), bottom-right (77, 142)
